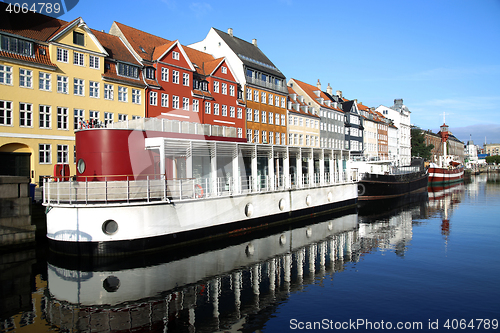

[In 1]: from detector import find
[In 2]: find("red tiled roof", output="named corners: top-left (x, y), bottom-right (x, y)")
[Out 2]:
top-left (287, 86), bottom-right (320, 118)
top-left (91, 29), bottom-right (141, 65)
top-left (102, 61), bottom-right (145, 87)
top-left (290, 78), bottom-right (343, 112)
top-left (112, 22), bottom-right (171, 62)
top-left (0, 44), bottom-right (56, 68)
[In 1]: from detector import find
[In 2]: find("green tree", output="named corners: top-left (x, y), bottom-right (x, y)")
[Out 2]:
top-left (485, 155), bottom-right (500, 164)
top-left (411, 128), bottom-right (434, 160)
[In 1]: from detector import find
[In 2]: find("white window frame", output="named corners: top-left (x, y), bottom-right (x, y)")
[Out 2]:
top-left (19, 68), bottom-right (32, 88)
top-left (205, 102), bottom-right (211, 114)
top-left (172, 70), bottom-right (179, 84)
top-left (149, 91), bottom-right (157, 106)
top-left (118, 114), bottom-right (128, 122)
top-left (118, 86), bottom-right (128, 102)
top-left (230, 85), bottom-right (235, 97)
top-left (183, 73), bottom-right (189, 86)
top-left (74, 78), bottom-right (84, 96)
top-left (254, 109), bottom-right (259, 122)
top-left (19, 102), bottom-right (32, 127)
top-left (39, 144), bottom-right (51, 164)
top-left (39, 72), bottom-right (51, 91)
top-left (161, 93), bottom-right (169, 107)
top-left (172, 51), bottom-right (180, 60)
top-left (222, 83), bottom-right (227, 95)
top-left (172, 95), bottom-right (179, 109)
top-left (57, 48), bottom-right (68, 63)
top-left (57, 107), bottom-right (68, 130)
top-left (132, 89), bottom-right (141, 104)
top-left (269, 112), bottom-right (273, 124)
top-left (222, 105), bottom-right (227, 117)
top-left (214, 103), bottom-right (219, 115)
top-left (89, 55), bottom-right (100, 69)
top-left (57, 144), bottom-right (69, 164)
top-left (89, 81), bottom-right (99, 98)
top-left (73, 51), bottom-right (84, 66)
top-left (261, 110), bottom-right (266, 123)
top-left (104, 84), bottom-right (114, 100)
top-left (161, 67), bottom-right (169, 81)
top-left (57, 75), bottom-right (68, 94)
top-left (39, 105), bottom-right (51, 129)
top-left (193, 99), bottom-right (199, 112)
top-left (74, 109), bottom-right (84, 130)
top-left (213, 81), bottom-right (219, 93)
top-left (246, 108), bottom-right (252, 121)
top-left (230, 106), bottom-right (235, 118)
top-left (104, 112), bottom-right (114, 125)
top-left (237, 108), bottom-right (242, 119)
top-left (183, 97), bottom-right (189, 110)
top-left (0, 65), bottom-right (13, 85)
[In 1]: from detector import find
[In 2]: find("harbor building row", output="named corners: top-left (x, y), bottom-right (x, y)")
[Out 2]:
top-left (0, 6), bottom-right (411, 183)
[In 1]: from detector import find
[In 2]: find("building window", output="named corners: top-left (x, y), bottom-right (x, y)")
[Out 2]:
top-left (183, 97), bottom-right (189, 110)
top-left (73, 51), bottom-right (84, 66)
top-left (247, 129), bottom-right (252, 142)
top-left (275, 96), bottom-right (280, 107)
top-left (73, 31), bottom-right (84, 46)
top-left (268, 94), bottom-right (273, 105)
top-left (214, 103), bottom-right (219, 115)
top-left (39, 144), bottom-right (51, 164)
top-left (254, 109), bottom-right (259, 122)
top-left (222, 105), bottom-right (227, 117)
top-left (117, 63), bottom-right (139, 78)
top-left (281, 114), bottom-right (286, 126)
top-left (57, 75), bottom-right (68, 94)
top-left (172, 51), bottom-right (179, 60)
top-left (132, 89), bottom-right (141, 104)
top-left (183, 73), bottom-right (189, 86)
top-left (246, 88), bottom-right (252, 100)
top-left (230, 85), bottom-right (235, 96)
top-left (19, 68), bottom-right (32, 88)
top-left (293, 116), bottom-right (298, 126)
top-left (254, 90), bottom-right (258, 101)
top-left (39, 105), bottom-right (51, 129)
top-left (281, 97), bottom-right (286, 108)
top-left (262, 131), bottom-right (267, 143)
top-left (104, 112), bottom-right (113, 126)
top-left (74, 109), bottom-right (84, 129)
top-left (57, 144), bottom-right (69, 163)
top-left (254, 130), bottom-right (259, 143)
top-left (276, 132), bottom-right (280, 145)
top-left (237, 108), bottom-right (242, 119)
top-left (39, 72), bottom-right (51, 91)
top-left (205, 102), bottom-right (211, 114)
top-left (161, 93), bottom-right (168, 107)
top-left (269, 112), bottom-right (273, 124)
top-left (222, 83), bottom-right (227, 95)
top-left (57, 48), bottom-right (68, 63)
top-left (19, 102), bottom-right (32, 127)
top-left (161, 67), bottom-right (169, 81)
top-left (145, 67), bottom-right (155, 80)
top-left (89, 81), bottom-right (99, 98)
top-left (172, 96), bottom-right (179, 109)
top-left (118, 86), bottom-right (127, 102)
top-left (0, 65), bottom-right (13, 85)
top-left (74, 78), bottom-right (84, 96)
top-left (1, 35), bottom-right (33, 56)
top-left (238, 128), bottom-right (242, 138)
top-left (221, 66), bottom-right (227, 74)
top-left (104, 84), bottom-right (114, 100)
top-left (246, 108), bottom-right (252, 121)
top-left (172, 70), bottom-right (179, 84)
top-left (261, 91), bottom-right (266, 104)
top-left (230, 106), bottom-right (235, 118)
top-left (282, 133), bottom-right (286, 145)
top-left (150, 91), bottom-right (157, 106)
top-left (269, 132), bottom-right (274, 144)
top-left (261, 110), bottom-right (266, 123)
top-left (193, 99), bottom-right (199, 112)
top-left (118, 114), bottom-right (127, 122)
top-left (89, 110), bottom-right (99, 124)
top-left (89, 55), bottom-right (100, 69)
top-left (57, 107), bottom-right (68, 130)
top-left (213, 81), bottom-right (219, 93)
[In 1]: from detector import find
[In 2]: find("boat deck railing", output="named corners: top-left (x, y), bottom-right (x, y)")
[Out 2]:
top-left (43, 172), bottom-right (353, 205)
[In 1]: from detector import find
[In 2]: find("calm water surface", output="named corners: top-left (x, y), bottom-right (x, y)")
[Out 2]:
top-left (1, 174), bottom-right (499, 332)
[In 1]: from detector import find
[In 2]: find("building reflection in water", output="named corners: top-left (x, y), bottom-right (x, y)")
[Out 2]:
top-left (3, 183), bottom-right (472, 332)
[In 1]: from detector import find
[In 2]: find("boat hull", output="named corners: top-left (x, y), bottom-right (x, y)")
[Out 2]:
top-left (357, 172), bottom-right (428, 201)
top-left (428, 166), bottom-right (464, 184)
top-left (46, 183), bottom-right (357, 256)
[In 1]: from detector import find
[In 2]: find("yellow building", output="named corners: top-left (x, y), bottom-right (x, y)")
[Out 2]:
top-left (286, 87), bottom-right (321, 147)
top-left (0, 11), bottom-right (145, 184)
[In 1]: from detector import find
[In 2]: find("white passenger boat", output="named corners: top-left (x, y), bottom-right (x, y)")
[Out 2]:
top-left (43, 118), bottom-right (358, 256)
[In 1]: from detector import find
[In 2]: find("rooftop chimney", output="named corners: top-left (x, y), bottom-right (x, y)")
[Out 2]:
top-left (252, 39), bottom-right (257, 47)
top-left (228, 28), bottom-right (233, 37)
top-left (317, 79), bottom-right (321, 90)
top-left (336, 90), bottom-right (342, 98)
top-left (327, 83), bottom-right (333, 95)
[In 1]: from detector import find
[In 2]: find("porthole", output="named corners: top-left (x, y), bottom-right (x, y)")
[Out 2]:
top-left (102, 219), bottom-right (118, 235)
top-left (327, 192), bottom-right (333, 202)
top-left (280, 234), bottom-right (286, 245)
top-left (306, 227), bottom-right (312, 238)
top-left (306, 195), bottom-right (312, 206)
top-left (103, 275), bottom-right (120, 292)
top-left (245, 243), bottom-right (255, 256)
top-left (245, 203), bottom-right (254, 217)
top-left (279, 198), bottom-right (285, 211)
top-left (77, 158), bottom-right (86, 174)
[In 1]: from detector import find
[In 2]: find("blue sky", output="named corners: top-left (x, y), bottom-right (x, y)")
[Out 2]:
top-left (58, 0), bottom-right (500, 145)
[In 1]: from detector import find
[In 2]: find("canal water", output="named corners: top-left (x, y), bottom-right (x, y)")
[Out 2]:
top-left (1, 174), bottom-right (499, 332)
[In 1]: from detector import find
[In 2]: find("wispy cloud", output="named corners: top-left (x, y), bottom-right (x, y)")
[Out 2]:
top-left (189, 2), bottom-right (212, 17)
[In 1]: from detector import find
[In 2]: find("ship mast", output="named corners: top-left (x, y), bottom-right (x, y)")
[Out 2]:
top-left (439, 112), bottom-right (449, 168)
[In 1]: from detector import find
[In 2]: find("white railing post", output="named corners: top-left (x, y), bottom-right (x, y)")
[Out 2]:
top-left (180, 178), bottom-right (183, 200)
top-left (105, 176), bottom-right (108, 204)
top-left (147, 175), bottom-right (150, 202)
top-left (85, 177), bottom-right (88, 204)
top-left (127, 176), bottom-right (130, 203)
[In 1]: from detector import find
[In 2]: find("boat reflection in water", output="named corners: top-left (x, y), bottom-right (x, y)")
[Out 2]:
top-left (45, 192), bottom-right (430, 332)
top-left (427, 182), bottom-right (465, 238)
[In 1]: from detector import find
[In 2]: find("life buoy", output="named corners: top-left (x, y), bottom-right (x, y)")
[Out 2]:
top-left (195, 184), bottom-right (204, 198)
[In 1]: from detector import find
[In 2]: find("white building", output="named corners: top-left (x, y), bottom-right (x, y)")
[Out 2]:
top-left (376, 99), bottom-right (411, 166)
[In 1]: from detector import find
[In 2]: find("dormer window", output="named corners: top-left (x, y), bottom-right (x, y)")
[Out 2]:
top-left (221, 66), bottom-right (227, 74)
top-left (172, 51), bottom-right (180, 60)
top-left (1, 35), bottom-right (33, 56)
top-left (145, 67), bottom-right (155, 80)
top-left (73, 31), bottom-right (84, 46)
top-left (117, 63), bottom-right (139, 79)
